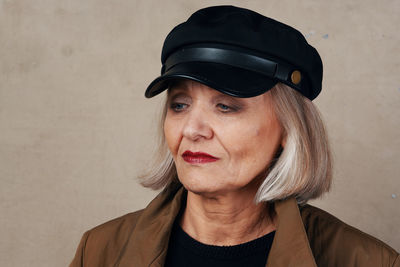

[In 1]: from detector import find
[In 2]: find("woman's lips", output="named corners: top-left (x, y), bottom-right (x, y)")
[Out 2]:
top-left (182, 150), bottom-right (219, 164)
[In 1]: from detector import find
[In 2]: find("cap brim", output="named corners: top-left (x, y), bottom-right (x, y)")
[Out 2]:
top-left (145, 62), bottom-right (278, 98)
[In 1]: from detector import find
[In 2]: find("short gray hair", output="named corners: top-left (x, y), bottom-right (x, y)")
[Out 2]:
top-left (140, 83), bottom-right (332, 204)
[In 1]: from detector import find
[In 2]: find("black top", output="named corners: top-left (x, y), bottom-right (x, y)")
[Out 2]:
top-left (164, 222), bottom-right (275, 267)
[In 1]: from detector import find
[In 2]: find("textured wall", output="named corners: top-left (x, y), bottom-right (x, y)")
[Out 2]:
top-left (0, 0), bottom-right (399, 266)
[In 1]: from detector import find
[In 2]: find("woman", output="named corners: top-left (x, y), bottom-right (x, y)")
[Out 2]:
top-left (70, 5), bottom-right (399, 267)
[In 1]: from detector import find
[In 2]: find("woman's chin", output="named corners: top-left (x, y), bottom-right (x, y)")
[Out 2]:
top-left (180, 181), bottom-right (253, 199)
top-left (180, 181), bottom-right (227, 197)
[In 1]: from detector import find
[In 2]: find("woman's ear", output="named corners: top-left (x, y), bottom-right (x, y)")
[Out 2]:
top-left (281, 135), bottom-right (287, 148)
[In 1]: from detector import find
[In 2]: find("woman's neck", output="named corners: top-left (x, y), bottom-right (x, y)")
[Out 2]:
top-left (179, 190), bottom-right (275, 246)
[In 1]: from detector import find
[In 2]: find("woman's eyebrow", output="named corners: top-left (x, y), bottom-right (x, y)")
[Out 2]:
top-left (167, 83), bottom-right (187, 95)
top-left (167, 91), bottom-right (191, 102)
top-left (212, 94), bottom-right (247, 106)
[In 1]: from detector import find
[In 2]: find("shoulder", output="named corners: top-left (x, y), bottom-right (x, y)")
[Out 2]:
top-left (85, 209), bottom-right (144, 251)
top-left (70, 210), bottom-right (144, 267)
top-left (299, 204), bottom-right (399, 267)
top-left (88, 209), bottom-right (144, 241)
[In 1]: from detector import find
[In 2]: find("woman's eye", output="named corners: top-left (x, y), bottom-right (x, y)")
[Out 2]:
top-left (216, 103), bottom-right (233, 112)
top-left (170, 102), bottom-right (188, 112)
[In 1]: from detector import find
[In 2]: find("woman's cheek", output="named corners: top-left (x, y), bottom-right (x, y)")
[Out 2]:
top-left (164, 121), bottom-right (178, 156)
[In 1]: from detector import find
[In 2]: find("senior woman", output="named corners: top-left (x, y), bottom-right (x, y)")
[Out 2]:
top-left (70, 5), bottom-right (399, 267)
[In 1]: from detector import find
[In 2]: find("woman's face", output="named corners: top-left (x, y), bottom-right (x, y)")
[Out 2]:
top-left (164, 79), bottom-right (284, 196)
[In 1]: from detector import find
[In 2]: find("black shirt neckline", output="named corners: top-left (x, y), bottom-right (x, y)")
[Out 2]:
top-left (170, 222), bottom-right (276, 260)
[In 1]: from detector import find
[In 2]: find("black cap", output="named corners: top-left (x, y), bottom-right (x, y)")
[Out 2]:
top-left (145, 5), bottom-right (323, 100)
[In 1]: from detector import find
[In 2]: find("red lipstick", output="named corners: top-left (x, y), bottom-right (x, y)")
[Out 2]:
top-left (182, 151), bottom-right (219, 164)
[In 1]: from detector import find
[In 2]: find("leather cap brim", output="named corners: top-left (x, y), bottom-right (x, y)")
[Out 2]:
top-left (145, 62), bottom-right (278, 98)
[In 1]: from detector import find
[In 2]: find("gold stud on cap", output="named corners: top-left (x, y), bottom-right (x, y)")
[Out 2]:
top-left (291, 70), bottom-right (302, 85)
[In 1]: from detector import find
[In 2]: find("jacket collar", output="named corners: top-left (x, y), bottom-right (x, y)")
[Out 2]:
top-left (266, 198), bottom-right (317, 267)
top-left (118, 183), bottom-right (185, 267)
top-left (118, 184), bottom-right (316, 267)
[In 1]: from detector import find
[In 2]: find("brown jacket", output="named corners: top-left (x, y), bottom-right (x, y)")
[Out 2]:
top-left (70, 184), bottom-right (399, 267)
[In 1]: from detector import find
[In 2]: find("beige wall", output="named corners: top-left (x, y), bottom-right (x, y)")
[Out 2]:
top-left (0, 0), bottom-right (399, 266)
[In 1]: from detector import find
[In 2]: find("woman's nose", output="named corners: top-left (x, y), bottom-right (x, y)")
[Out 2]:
top-left (182, 107), bottom-right (213, 141)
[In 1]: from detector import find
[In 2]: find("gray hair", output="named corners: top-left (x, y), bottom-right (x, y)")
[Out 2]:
top-left (140, 83), bottom-right (332, 204)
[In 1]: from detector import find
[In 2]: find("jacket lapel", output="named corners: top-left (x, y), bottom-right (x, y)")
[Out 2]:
top-left (266, 198), bottom-right (317, 267)
top-left (118, 183), bottom-right (185, 267)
